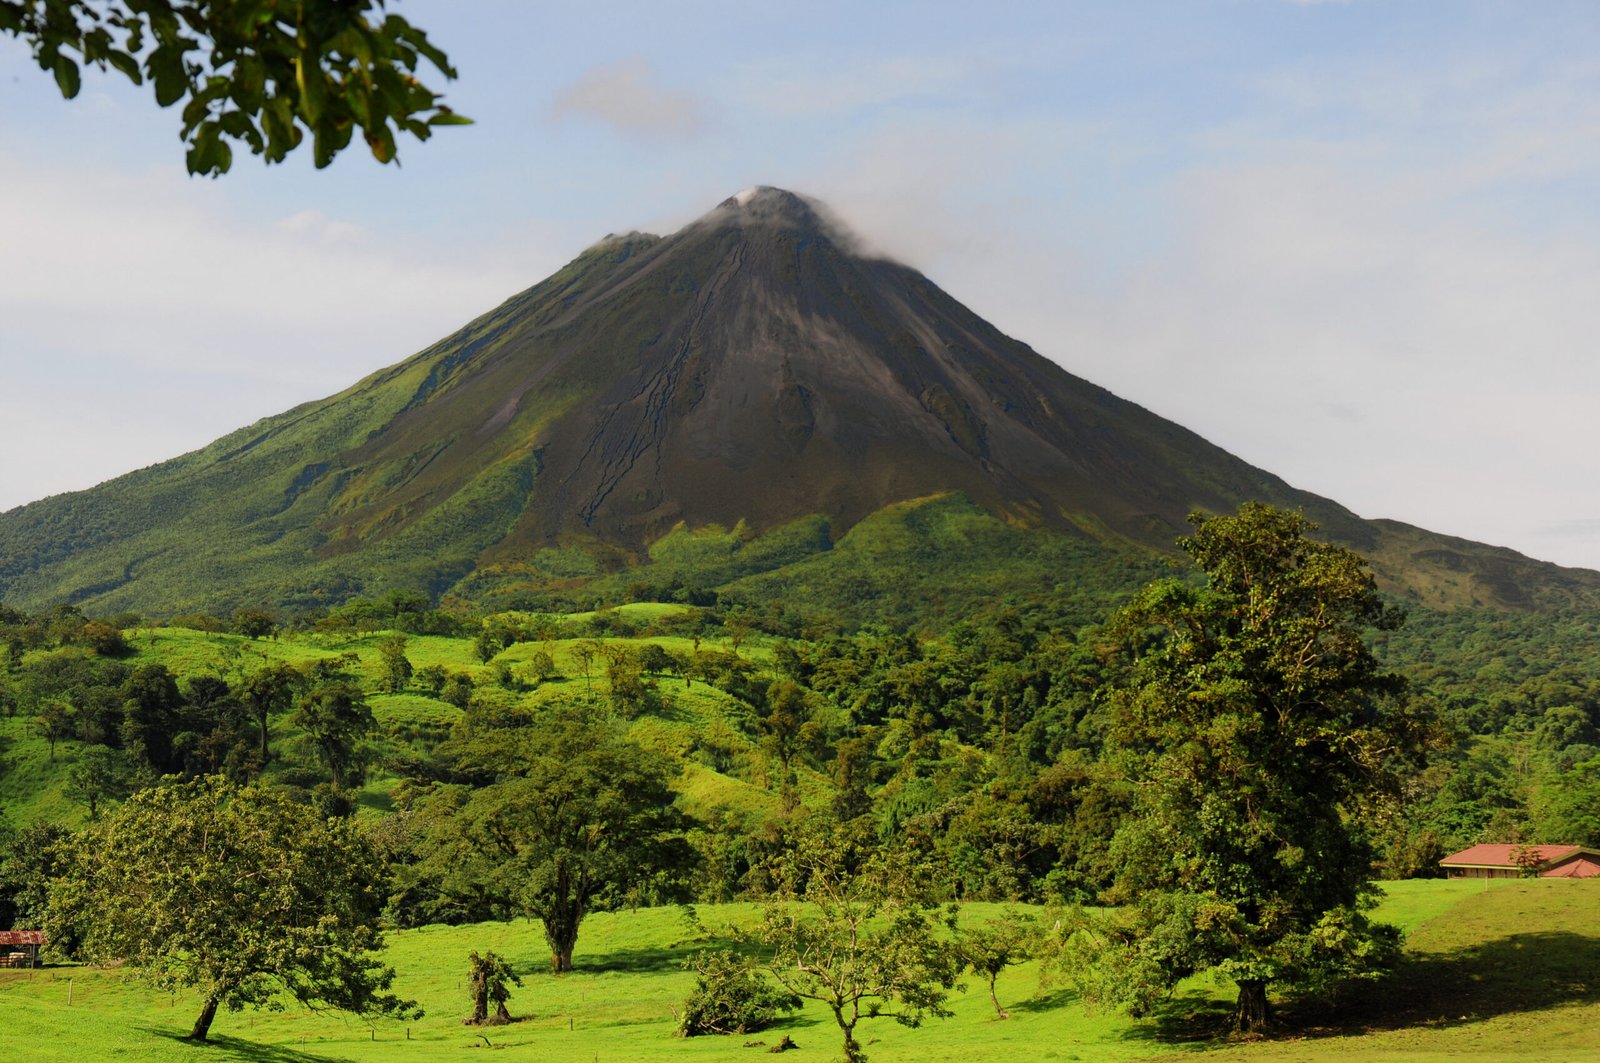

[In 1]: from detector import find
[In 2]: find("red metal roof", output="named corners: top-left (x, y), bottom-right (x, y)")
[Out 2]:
top-left (1439, 843), bottom-right (1599, 869)
top-left (1540, 854), bottom-right (1600, 878)
top-left (0, 930), bottom-right (46, 946)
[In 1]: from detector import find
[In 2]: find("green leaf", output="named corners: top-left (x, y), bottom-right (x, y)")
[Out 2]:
top-left (295, 54), bottom-right (326, 128)
top-left (365, 127), bottom-right (395, 164)
top-left (106, 50), bottom-right (141, 83)
top-left (185, 121), bottom-right (234, 177)
top-left (346, 84), bottom-right (372, 128)
top-left (231, 55), bottom-right (265, 113)
top-left (311, 125), bottom-right (334, 169)
top-left (53, 55), bottom-right (81, 99)
top-left (260, 95), bottom-right (300, 160)
top-left (149, 45), bottom-right (187, 107)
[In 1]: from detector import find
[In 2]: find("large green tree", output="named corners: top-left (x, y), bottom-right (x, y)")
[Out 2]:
top-left (120, 663), bottom-right (183, 772)
top-left (1, 0), bottom-right (468, 174)
top-left (49, 777), bottom-right (417, 1041)
top-left (0, 821), bottom-right (72, 931)
top-left (239, 659), bottom-right (300, 765)
top-left (292, 679), bottom-right (374, 791)
top-left (64, 745), bottom-right (133, 819)
top-left (425, 707), bottom-right (694, 971)
top-left (1095, 503), bottom-right (1431, 1031)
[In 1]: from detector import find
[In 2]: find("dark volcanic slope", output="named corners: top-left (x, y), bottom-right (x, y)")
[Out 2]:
top-left (3, 187), bottom-right (1597, 614)
top-left (372, 187), bottom-right (1323, 550)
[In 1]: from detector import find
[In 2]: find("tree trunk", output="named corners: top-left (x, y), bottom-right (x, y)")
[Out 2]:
top-left (258, 710), bottom-right (271, 764)
top-left (189, 996), bottom-right (220, 1041)
top-left (494, 1001), bottom-right (513, 1024)
top-left (469, 980), bottom-right (488, 1024)
top-left (988, 975), bottom-right (1009, 1020)
top-left (543, 903), bottom-right (582, 972)
top-left (829, 1004), bottom-right (865, 1063)
top-left (1234, 979), bottom-right (1270, 1032)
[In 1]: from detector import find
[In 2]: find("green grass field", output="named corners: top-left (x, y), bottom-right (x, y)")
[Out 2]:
top-left (3, 881), bottom-right (1595, 1063)
top-left (1198, 879), bottom-right (1600, 1063)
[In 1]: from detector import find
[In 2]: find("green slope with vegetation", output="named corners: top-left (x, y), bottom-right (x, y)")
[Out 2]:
top-left (0, 237), bottom-right (648, 616)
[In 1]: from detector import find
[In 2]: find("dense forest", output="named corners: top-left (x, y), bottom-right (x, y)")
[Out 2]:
top-left (4, 506), bottom-right (1600, 1044)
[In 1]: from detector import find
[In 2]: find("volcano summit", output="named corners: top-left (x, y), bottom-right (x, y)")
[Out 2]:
top-left (2, 188), bottom-right (1596, 615)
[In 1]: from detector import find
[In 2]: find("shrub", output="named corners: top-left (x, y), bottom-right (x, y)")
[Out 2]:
top-left (677, 949), bottom-right (800, 1037)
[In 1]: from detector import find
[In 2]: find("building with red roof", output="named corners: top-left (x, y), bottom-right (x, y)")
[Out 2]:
top-left (1439, 844), bottom-right (1600, 879)
top-left (0, 930), bottom-right (46, 968)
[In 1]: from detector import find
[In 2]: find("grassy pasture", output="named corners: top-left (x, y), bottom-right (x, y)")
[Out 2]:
top-left (4, 881), bottom-right (1596, 1063)
top-left (1200, 879), bottom-right (1600, 1063)
top-left (0, 714), bottom-right (79, 825)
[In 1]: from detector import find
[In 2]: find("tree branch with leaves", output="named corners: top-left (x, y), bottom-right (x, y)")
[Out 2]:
top-left (1, 0), bottom-right (470, 174)
top-left (748, 830), bottom-right (961, 1063)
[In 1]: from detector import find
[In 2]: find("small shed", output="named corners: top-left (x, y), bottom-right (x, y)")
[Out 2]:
top-left (0, 930), bottom-right (46, 969)
top-left (1439, 844), bottom-right (1600, 880)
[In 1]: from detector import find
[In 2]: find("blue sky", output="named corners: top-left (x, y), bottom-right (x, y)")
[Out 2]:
top-left (4, 1), bottom-right (1600, 568)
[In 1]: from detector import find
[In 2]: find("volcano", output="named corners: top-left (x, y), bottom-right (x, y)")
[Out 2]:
top-left (331, 186), bottom-right (1339, 550)
top-left (2, 187), bottom-right (1596, 616)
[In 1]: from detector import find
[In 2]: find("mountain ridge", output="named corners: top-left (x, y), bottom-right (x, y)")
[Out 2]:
top-left (3, 187), bottom-right (1597, 617)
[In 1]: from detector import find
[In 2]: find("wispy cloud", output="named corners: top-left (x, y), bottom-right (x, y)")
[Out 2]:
top-left (549, 57), bottom-right (707, 142)
top-left (731, 53), bottom-right (997, 119)
top-left (1037, 55), bottom-right (1600, 566)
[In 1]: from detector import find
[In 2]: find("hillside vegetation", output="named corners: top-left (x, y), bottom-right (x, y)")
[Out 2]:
top-left (7, 505), bottom-right (1600, 1060)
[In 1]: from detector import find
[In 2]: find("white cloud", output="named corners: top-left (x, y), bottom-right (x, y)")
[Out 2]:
top-left (0, 158), bottom-right (546, 382)
top-left (549, 57), bottom-right (708, 142)
top-left (273, 209), bottom-right (366, 242)
top-left (1042, 148), bottom-right (1600, 568)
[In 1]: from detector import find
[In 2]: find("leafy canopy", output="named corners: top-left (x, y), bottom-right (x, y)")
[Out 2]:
top-left (1, 0), bottom-right (469, 174)
top-left (420, 705), bottom-right (695, 971)
top-left (1094, 503), bottom-right (1430, 1030)
top-left (49, 776), bottom-right (416, 1041)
